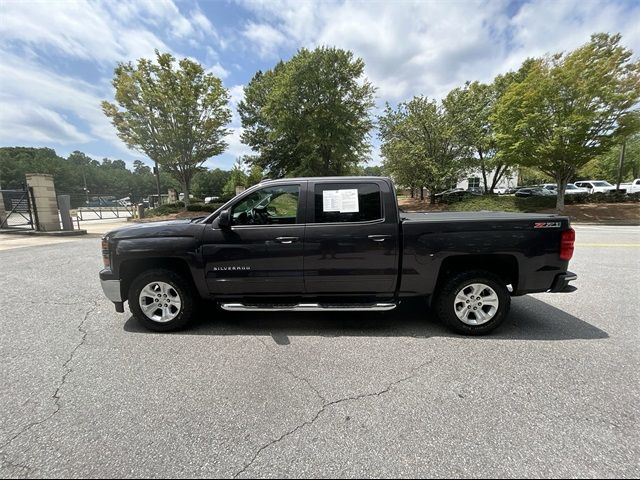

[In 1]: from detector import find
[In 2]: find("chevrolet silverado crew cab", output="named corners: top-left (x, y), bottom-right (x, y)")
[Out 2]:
top-left (99, 177), bottom-right (577, 335)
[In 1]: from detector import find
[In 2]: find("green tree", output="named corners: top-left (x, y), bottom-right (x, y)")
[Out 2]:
top-left (379, 97), bottom-right (471, 203)
top-left (353, 165), bottom-right (384, 176)
top-left (192, 168), bottom-right (231, 198)
top-left (132, 160), bottom-right (151, 175)
top-left (0, 147), bottom-right (181, 207)
top-left (246, 162), bottom-right (264, 186)
top-left (493, 33), bottom-right (640, 209)
top-left (223, 159), bottom-right (248, 197)
top-left (238, 47), bottom-right (376, 177)
top-left (102, 51), bottom-right (232, 206)
top-left (444, 81), bottom-right (512, 193)
top-left (581, 133), bottom-right (640, 182)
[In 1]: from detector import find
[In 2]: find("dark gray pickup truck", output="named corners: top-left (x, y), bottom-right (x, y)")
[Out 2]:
top-left (100, 176), bottom-right (577, 335)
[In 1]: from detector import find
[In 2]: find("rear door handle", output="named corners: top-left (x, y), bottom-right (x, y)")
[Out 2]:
top-left (275, 236), bottom-right (299, 244)
top-left (368, 235), bottom-right (392, 242)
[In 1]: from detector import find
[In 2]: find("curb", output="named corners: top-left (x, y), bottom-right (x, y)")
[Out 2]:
top-left (0, 229), bottom-right (88, 237)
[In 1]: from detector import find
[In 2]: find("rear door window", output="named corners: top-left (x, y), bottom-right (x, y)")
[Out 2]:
top-left (313, 183), bottom-right (382, 223)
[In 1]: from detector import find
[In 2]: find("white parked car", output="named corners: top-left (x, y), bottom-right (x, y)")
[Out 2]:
top-left (619, 179), bottom-right (640, 194)
top-left (541, 183), bottom-right (589, 195)
top-left (573, 180), bottom-right (617, 194)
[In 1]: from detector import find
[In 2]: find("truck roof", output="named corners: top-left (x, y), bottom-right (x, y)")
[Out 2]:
top-left (259, 176), bottom-right (392, 184)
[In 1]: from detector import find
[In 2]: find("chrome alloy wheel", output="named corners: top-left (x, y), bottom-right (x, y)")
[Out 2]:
top-left (454, 283), bottom-right (500, 325)
top-left (138, 281), bottom-right (182, 323)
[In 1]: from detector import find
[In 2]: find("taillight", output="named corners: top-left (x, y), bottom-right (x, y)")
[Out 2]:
top-left (560, 228), bottom-right (575, 261)
top-left (101, 238), bottom-right (111, 268)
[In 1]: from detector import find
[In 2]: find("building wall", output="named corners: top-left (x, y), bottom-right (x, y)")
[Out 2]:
top-left (457, 168), bottom-right (519, 191)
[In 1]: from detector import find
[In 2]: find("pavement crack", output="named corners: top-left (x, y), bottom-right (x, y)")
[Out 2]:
top-left (0, 301), bottom-right (98, 465)
top-left (51, 301), bottom-right (98, 405)
top-left (233, 355), bottom-right (432, 478)
top-left (0, 456), bottom-right (34, 475)
top-left (255, 337), bottom-right (326, 403)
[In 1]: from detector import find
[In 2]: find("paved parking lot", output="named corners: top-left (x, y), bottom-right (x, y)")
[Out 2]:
top-left (0, 225), bottom-right (639, 478)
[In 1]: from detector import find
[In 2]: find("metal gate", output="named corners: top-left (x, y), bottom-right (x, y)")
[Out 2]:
top-left (69, 194), bottom-right (133, 222)
top-left (0, 188), bottom-right (37, 230)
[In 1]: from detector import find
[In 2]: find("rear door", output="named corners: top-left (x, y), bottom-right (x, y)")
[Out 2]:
top-left (303, 180), bottom-right (399, 295)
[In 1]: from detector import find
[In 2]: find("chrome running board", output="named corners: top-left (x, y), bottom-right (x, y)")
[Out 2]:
top-left (219, 302), bottom-right (397, 312)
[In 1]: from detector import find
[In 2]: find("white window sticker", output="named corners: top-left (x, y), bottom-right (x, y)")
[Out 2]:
top-left (322, 189), bottom-right (359, 213)
top-left (339, 189), bottom-right (359, 213)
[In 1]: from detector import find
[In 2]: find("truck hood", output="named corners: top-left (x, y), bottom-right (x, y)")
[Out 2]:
top-left (105, 219), bottom-right (205, 240)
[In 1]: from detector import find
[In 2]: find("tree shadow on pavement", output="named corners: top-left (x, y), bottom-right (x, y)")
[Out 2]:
top-left (123, 295), bottom-right (608, 343)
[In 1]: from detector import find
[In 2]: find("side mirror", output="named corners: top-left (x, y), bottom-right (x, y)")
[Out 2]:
top-left (218, 209), bottom-right (231, 228)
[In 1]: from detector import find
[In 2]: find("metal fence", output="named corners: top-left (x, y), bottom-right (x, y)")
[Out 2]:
top-left (0, 188), bottom-right (36, 230)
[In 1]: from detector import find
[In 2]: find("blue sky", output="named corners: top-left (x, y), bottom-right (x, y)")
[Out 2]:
top-left (1, 0), bottom-right (639, 171)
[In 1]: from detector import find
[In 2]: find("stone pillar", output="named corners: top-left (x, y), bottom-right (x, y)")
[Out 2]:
top-left (168, 188), bottom-right (177, 204)
top-left (26, 173), bottom-right (60, 232)
top-left (235, 185), bottom-right (246, 196)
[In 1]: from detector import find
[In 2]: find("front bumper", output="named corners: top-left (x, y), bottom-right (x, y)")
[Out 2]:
top-left (549, 271), bottom-right (578, 293)
top-left (101, 279), bottom-right (122, 302)
top-left (100, 274), bottom-right (125, 313)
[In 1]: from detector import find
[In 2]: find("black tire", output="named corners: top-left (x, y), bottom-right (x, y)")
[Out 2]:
top-left (128, 269), bottom-right (195, 332)
top-left (434, 270), bottom-right (510, 335)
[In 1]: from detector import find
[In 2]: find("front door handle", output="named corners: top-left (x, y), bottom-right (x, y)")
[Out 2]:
top-left (368, 235), bottom-right (392, 242)
top-left (275, 236), bottom-right (299, 244)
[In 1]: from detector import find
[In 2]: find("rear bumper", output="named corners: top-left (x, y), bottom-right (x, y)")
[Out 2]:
top-left (549, 271), bottom-right (577, 293)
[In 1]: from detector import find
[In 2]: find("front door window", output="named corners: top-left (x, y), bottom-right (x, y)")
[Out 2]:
top-left (231, 185), bottom-right (300, 225)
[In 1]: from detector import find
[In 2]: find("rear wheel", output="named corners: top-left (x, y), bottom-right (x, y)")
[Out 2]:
top-left (129, 269), bottom-right (194, 332)
top-left (434, 270), bottom-right (510, 335)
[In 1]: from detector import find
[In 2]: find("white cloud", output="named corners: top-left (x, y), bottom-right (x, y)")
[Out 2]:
top-left (228, 85), bottom-right (246, 107)
top-left (0, 1), bottom-right (165, 63)
top-left (0, 1), bottom-right (231, 160)
top-left (242, 22), bottom-right (288, 58)
top-left (0, 0), bottom-right (222, 64)
top-left (235, 0), bottom-right (640, 166)
top-left (0, 50), bottom-right (129, 153)
top-left (206, 62), bottom-right (231, 79)
top-left (237, 0), bottom-right (640, 102)
top-left (0, 102), bottom-right (90, 145)
top-left (226, 128), bottom-right (253, 158)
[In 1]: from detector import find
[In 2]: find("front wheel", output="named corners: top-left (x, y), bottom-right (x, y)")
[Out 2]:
top-left (128, 269), bottom-right (194, 332)
top-left (434, 270), bottom-right (510, 335)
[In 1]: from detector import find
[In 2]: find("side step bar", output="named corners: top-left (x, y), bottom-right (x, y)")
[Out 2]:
top-left (219, 302), bottom-right (397, 312)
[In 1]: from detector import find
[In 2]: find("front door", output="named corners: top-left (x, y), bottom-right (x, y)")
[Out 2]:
top-left (303, 181), bottom-right (399, 295)
top-left (201, 183), bottom-right (306, 295)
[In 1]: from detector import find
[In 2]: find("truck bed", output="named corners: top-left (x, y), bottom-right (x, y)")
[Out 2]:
top-left (398, 210), bottom-right (571, 297)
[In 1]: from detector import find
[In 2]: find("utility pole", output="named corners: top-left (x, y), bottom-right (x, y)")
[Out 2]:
top-left (616, 140), bottom-right (626, 190)
top-left (154, 160), bottom-right (162, 206)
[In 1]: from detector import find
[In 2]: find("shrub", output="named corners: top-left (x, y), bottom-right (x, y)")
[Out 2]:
top-left (146, 204), bottom-right (181, 217)
top-left (186, 203), bottom-right (223, 212)
top-left (565, 191), bottom-right (640, 204)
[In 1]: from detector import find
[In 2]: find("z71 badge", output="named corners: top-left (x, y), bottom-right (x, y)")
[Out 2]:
top-left (534, 222), bottom-right (561, 229)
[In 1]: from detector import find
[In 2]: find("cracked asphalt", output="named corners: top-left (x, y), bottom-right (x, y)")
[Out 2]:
top-left (0, 225), bottom-right (639, 478)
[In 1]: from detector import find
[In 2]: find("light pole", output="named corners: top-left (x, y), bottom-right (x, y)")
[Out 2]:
top-left (83, 171), bottom-right (89, 205)
top-left (616, 141), bottom-right (626, 191)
